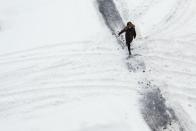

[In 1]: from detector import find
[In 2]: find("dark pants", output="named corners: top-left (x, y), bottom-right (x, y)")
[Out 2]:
top-left (126, 37), bottom-right (133, 55)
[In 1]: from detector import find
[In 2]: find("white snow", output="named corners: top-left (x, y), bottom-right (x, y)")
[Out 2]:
top-left (0, 0), bottom-right (196, 131)
top-left (0, 0), bottom-right (103, 53)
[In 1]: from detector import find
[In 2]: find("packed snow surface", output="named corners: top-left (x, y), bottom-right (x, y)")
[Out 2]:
top-left (0, 0), bottom-right (196, 131)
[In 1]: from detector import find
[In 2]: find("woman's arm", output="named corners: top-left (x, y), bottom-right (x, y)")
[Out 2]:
top-left (118, 27), bottom-right (127, 36)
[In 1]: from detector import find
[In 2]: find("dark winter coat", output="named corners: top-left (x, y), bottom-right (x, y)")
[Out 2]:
top-left (118, 26), bottom-right (136, 44)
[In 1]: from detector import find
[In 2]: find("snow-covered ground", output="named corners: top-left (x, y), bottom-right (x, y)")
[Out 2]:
top-left (0, 0), bottom-right (196, 131)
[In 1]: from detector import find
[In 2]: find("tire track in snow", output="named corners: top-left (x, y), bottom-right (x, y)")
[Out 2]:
top-left (0, 41), bottom-right (92, 57)
top-left (0, 85), bottom-right (135, 117)
top-left (114, 0), bottom-right (159, 21)
top-left (148, 0), bottom-right (192, 38)
top-left (0, 38), bottom-right (138, 118)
